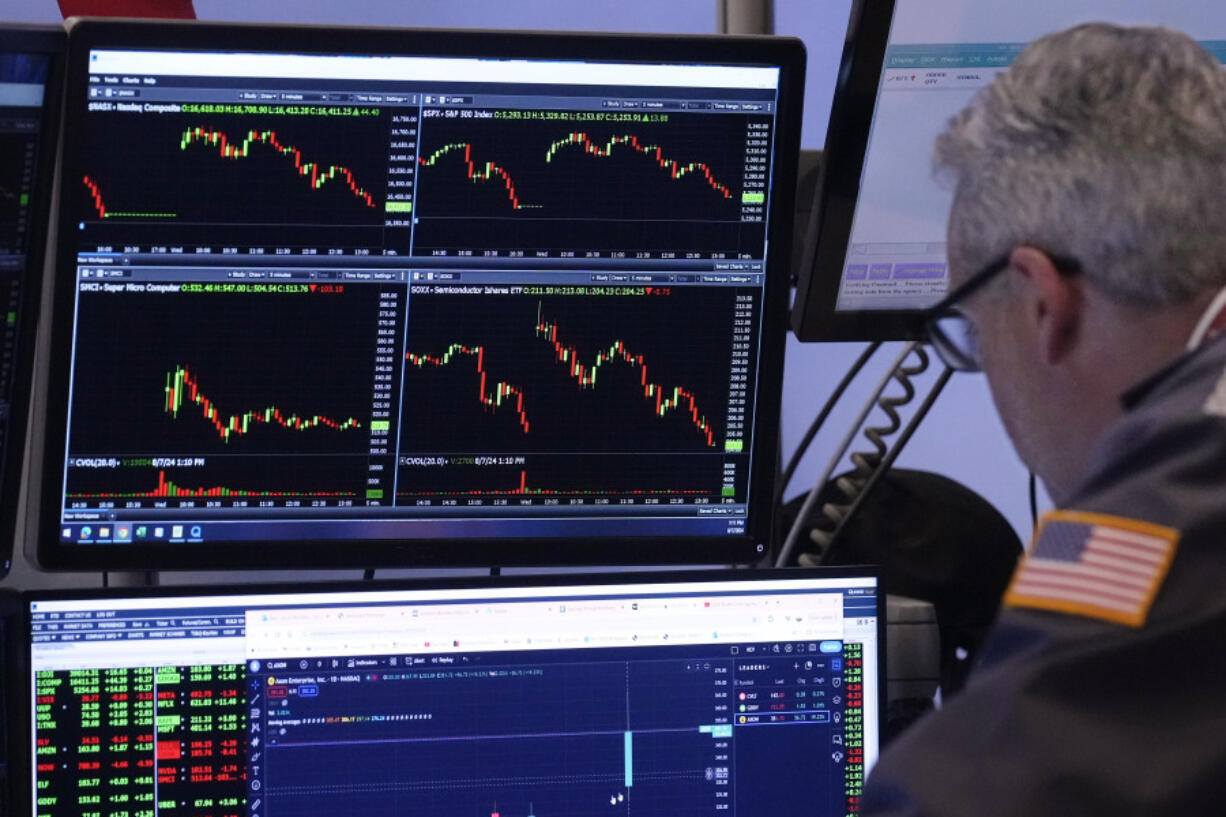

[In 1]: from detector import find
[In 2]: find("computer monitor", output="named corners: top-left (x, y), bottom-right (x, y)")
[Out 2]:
top-left (34, 20), bottom-right (805, 569)
top-left (791, 0), bottom-right (1226, 341)
top-left (0, 26), bottom-right (63, 578)
top-left (14, 568), bottom-right (882, 817)
top-left (0, 590), bottom-right (19, 814)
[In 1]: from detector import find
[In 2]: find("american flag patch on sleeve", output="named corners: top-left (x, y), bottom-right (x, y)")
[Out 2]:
top-left (1003, 511), bottom-right (1179, 627)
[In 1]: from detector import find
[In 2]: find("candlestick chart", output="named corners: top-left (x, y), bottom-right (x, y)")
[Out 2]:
top-left (76, 108), bottom-right (393, 249)
top-left (411, 110), bottom-right (770, 257)
top-left (61, 283), bottom-right (388, 507)
top-left (396, 284), bottom-right (757, 503)
top-left (399, 287), bottom-right (736, 453)
top-left (253, 655), bottom-right (719, 817)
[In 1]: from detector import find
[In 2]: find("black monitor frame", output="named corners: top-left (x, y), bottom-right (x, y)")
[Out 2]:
top-left (0, 26), bottom-right (65, 579)
top-left (10, 566), bottom-right (885, 817)
top-left (36, 19), bottom-right (805, 570)
top-left (0, 589), bottom-right (20, 816)
top-left (790, 0), bottom-right (924, 342)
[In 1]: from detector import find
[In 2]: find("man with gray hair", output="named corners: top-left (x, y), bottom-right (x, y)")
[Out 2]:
top-left (862, 23), bottom-right (1226, 815)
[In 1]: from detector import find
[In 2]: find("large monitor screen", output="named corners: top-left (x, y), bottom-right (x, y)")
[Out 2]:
top-left (0, 27), bottom-right (62, 578)
top-left (16, 569), bottom-right (882, 817)
top-left (36, 21), bottom-right (805, 569)
top-left (792, 0), bottom-right (1226, 340)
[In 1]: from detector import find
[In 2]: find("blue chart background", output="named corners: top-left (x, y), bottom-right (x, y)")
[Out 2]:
top-left (266, 732), bottom-right (631, 817)
top-left (260, 653), bottom-right (726, 817)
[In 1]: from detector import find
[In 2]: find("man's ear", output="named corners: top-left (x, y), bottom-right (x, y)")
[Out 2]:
top-left (1008, 246), bottom-right (1081, 365)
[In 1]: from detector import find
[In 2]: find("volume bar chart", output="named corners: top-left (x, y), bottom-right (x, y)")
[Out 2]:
top-left (65, 457), bottom-right (371, 508)
top-left (396, 466), bottom-right (715, 499)
top-left (395, 453), bottom-right (734, 504)
top-left (67, 470), bottom-right (357, 500)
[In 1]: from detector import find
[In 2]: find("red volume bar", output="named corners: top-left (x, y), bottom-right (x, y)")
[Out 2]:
top-left (397, 469), bottom-right (712, 497)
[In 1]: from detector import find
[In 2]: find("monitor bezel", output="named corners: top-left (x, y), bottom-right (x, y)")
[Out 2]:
top-left (0, 25), bottom-right (66, 579)
top-left (13, 566), bottom-right (884, 817)
top-left (36, 18), bottom-right (806, 570)
top-left (789, 0), bottom-right (930, 342)
top-left (0, 589), bottom-right (21, 817)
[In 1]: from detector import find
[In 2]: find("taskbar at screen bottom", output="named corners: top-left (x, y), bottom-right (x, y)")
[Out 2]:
top-left (46, 513), bottom-right (760, 567)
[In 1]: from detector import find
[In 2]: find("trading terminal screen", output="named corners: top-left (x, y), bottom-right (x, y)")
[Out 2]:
top-left (831, 0), bottom-right (1226, 315)
top-left (0, 44), bottom-right (54, 575)
top-left (23, 571), bottom-right (881, 817)
top-left (40, 26), bottom-right (803, 567)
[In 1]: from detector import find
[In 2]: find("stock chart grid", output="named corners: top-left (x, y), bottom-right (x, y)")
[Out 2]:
top-left (76, 93), bottom-right (773, 260)
top-left (53, 48), bottom-right (787, 550)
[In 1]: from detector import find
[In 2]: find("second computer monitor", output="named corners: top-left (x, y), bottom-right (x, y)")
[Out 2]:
top-left (792, 0), bottom-right (1226, 340)
top-left (18, 568), bottom-right (883, 817)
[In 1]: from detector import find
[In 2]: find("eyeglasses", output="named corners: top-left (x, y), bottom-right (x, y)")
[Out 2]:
top-left (924, 252), bottom-right (1081, 372)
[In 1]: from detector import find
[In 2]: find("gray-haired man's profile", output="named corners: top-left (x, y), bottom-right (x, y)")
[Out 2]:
top-left (865, 23), bottom-right (1226, 815)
